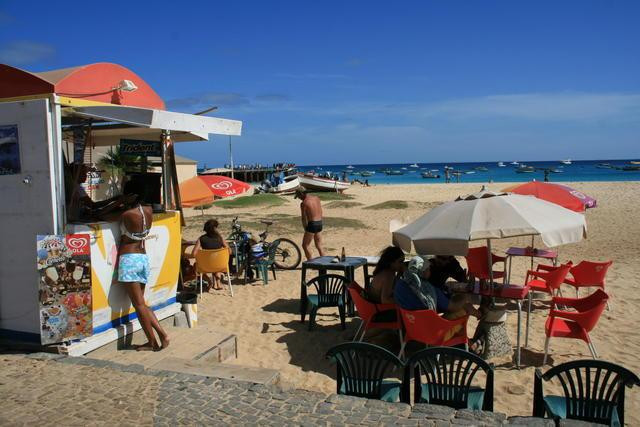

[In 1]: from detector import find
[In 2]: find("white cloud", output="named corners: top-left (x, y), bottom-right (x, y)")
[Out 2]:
top-left (421, 93), bottom-right (640, 121)
top-left (0, 41), bottom-right (55, 65)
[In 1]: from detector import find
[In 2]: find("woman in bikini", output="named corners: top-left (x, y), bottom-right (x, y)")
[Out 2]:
top-left (118, 198), bottom-right (169, 351)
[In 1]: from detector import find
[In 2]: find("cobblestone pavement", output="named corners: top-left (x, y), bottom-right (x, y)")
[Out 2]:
top-left (0, 353), bottom-right (594, 426)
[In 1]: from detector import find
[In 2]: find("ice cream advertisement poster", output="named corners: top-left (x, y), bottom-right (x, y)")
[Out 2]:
top-left (37, 234), bottom-right (93, 345)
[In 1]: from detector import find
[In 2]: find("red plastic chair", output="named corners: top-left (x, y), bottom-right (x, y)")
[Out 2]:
top-left (465, 246), bottom-right (506, 283)
top-left (526, 263), bottom-right (572, 296)
top-left (398, 308), bottom-right (468, 359)
top-left (564, 261), bottom-right (613, 310)
top-left (348, 282), bottom-right (403, 345)
top-left (524, 263), bottom-right (572, 347)
top-left (543, 289), bottom-right (609, 365)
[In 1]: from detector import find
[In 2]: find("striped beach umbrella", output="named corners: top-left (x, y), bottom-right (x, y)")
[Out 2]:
top-left (502, 181), bottom-right (596, 212)
top-left (179, 175), bottom-right (252, 207)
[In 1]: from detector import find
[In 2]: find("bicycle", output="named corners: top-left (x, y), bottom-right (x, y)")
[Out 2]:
top-left (228, 217), bottom-right (302, 270)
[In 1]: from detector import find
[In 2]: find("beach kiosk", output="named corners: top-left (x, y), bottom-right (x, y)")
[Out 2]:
top-left (0, 63), bottom-right (242, 354)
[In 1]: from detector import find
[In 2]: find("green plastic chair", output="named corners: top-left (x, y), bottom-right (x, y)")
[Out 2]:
top-left (403, 347), bottom-right (494, 411)
top-left (326, 342), bottom-right (405, 403)
top-left (248, 239), bottom-right (280, 285)
top-left (533, 360), bottom-right (640, 426)
top-left (303, 274), bottom-right (348, 330)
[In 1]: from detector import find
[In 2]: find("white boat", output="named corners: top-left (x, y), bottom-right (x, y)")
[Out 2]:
top-left (409, 163), bottom-right (419, 168)
top-left (511, 161), bottom-right (520, 165)
top-left (346, 165), bottom-right (355, 169)
top-left (561, 159), bottom-right (572, 165)
top-left (270, 175), bottom-right (300, 194)
top-left (498, 162), bottom-right (506, 167)
top-left (401, 167), bottom-right (408, 170)
top-left (298, 173), bottom-right (350, 192)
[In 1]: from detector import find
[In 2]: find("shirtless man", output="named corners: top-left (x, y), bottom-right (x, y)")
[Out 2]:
top-left (119, 197), bottom-right (169, 351)
top-left (295, 189), bottom-right (326, 260)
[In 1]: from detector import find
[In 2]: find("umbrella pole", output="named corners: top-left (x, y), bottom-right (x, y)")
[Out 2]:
top-left (487, 238), bottom-right (494, 285)
top-left (530, 235), bottom-right (535, 270)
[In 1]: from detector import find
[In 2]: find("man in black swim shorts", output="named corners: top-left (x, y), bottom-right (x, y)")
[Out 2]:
top-left (295, 189), bottom-right (326, 259)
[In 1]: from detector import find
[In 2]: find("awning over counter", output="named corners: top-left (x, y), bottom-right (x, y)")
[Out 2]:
top-left (62, 104), bottom-right (242, 145)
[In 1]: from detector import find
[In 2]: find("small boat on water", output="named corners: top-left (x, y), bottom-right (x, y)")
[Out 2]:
top-left (498, 162), bottom-right (506, 167)
top-left (464, 170), bottom-right (476, 174)
top-left (346, 165), bottom-right (354, 169)
top-left (401, 167), bottom-right (408, 170)
top-left (561, 159), bottom-right (572, 165)
top-left (421, 171), bottom-right (440, 179)
top-left (385, 170), bottom-right (404, 175)
top-left (515, 165), bottom-right (535, 173)
top-left (550, 169), bottom-right (563, 173)
top-left (596, 163), bottom-right (613, 169)
top-left (298, 173), bottom-right (350, 192)
top-left (474, 166), bottom-right (489, 172)
top-left (511, 161), bottom-right (520, 165)
top-left (409, 163), bottom-right (419, 168)
top-left (630, 161), bottom-right (640, 165)
top-left (621, 165), bottom-right (640, 171)
top-left (359, 171), bottom-right (375, 177)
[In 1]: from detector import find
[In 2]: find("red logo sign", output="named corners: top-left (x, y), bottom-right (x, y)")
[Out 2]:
top-left (66, 234), bottom-right (90, 256)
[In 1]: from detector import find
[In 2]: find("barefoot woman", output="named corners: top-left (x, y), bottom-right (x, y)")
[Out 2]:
top-left (119, 198), bottom-right (169, 351)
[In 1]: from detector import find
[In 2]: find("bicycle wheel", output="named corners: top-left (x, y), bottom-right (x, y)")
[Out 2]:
top-left (273, 238), bottom-right (302, 270)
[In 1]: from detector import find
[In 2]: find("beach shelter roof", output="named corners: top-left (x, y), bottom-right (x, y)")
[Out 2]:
top-left (501, 181), bottom-right (596, 212)
top-left (180, 175), bottom-right (253, 207)
top-left (392, 187), bottom-right (587, 255)
top-left (0, 63), bottom-right (165, 109)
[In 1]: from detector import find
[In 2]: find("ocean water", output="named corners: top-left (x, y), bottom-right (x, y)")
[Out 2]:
top-left (297, 160), bottom-right (640, 184)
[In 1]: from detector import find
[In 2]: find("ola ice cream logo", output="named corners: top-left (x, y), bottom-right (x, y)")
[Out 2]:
top-left (211, 181), bottom-right (232, 190)
top-left (66, 234), bottom-right (90, 256)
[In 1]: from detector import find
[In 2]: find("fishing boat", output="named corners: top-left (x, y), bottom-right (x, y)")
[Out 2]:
top-left (409, 163), bottom-right (419, 168)
top-left (515, 165), bottom-right (535, 173)
top-left (596, 163), bottom-right (612, 169)
top-left (464, 170), bottom-right (476, 174)
top-left (421, 171), bottom-right (440, 179)
top-left (401, 167), bottom-right (408, 170)
top-left (298, 173), bottom-right (350, 192)
top-left (511, 161), bottom-right (520, 165)
top-left (474, 166), bottom-right (489, 172)
top-left (269, 175), bottom-right (300, 194)
top-left (550, 169), bottom-right (563, 173)
top-left (498, 162), bottom-right (506, 167)
top-left (561, 159), bottom-right (572, 165)
top-left (630, 161), bottom-right (640, 165)
top-left (621, 165), bottom-right (640, 171)
top-left (359, 171), bottom-right (375, 177)
top-left (346, 165), bottom-right (355, 169)
top-left (385, 170), bottom-right (404, 175)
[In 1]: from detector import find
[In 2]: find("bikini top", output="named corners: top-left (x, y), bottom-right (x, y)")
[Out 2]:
top-left (121, 204), bottom-right (150, 241)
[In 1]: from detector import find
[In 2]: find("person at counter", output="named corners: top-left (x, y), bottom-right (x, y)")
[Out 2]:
top-left (118, 191), bottom-right (169, 351)
top-left (65, 163), bottom-right (135, 221)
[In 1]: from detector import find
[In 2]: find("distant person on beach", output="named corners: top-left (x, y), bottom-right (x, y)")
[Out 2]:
top-left (544, 169), bottom-right (550, 182)
top-left (368, 246), bottom-right (405, 304)
top-left (295, 189), bottom-right (325, 260)
top-left (118, 193), bottom-right (169, 351)
top-left (191, 219), bottom-right (229, 290)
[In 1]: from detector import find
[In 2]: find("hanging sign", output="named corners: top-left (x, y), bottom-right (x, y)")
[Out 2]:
top-left (36, 234), bottom-right (93, 344)
top-left (120, 139), bottom-right (162, 157)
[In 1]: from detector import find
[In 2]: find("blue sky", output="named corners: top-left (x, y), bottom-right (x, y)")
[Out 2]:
top-left (1, 1), bottom-right (639, 166)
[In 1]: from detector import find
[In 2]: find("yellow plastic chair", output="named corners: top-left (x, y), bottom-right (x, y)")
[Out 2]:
top-left (195, 247), bottom-right (233, 297)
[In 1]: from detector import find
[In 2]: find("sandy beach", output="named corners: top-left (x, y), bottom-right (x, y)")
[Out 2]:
top-left (182, 181), bottom-right (640, 420)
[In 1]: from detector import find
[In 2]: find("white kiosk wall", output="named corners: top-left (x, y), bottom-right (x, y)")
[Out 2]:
top-left (0, 99), bottom-right (57, 338)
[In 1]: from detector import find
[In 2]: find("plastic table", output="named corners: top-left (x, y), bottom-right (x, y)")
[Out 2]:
top-left (506, 247), bottom-right (558, 284)
top-left (299, 256), bottom-right (367, 320)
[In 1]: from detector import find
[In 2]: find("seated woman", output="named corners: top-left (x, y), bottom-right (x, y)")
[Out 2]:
top-left (368, 246), bottom-right (406, 304)
top-left (191, 219), bottom-right (228, 291)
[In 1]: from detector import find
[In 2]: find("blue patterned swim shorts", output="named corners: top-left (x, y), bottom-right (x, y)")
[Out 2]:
top-left (118, 253), bottom-right (150, 284)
